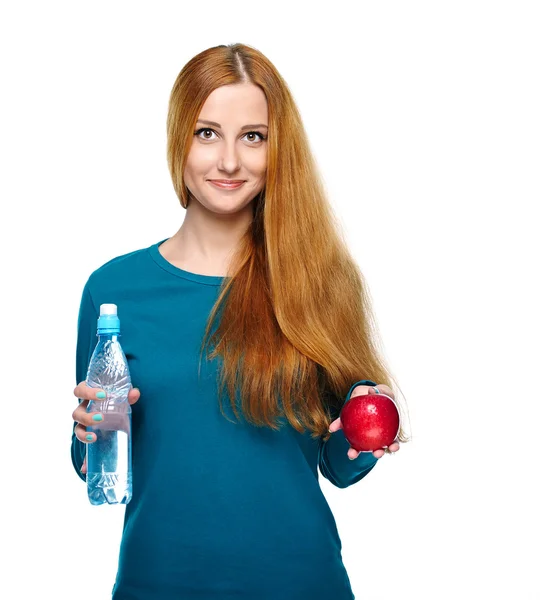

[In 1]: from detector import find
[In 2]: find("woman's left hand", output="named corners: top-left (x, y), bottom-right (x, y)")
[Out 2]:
top-left (328, 383), bottom-right (400, 459)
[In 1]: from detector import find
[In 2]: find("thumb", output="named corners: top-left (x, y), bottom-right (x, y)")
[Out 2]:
top-left (328, 416), bottom-right (343, 433)
top-left (128, 387), bottom-right (140, 404)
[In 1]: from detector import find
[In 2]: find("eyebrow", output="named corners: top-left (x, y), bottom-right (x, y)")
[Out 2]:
top-left (196, 119), bottom-right (268, 131)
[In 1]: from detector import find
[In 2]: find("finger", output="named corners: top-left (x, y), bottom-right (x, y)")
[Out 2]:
top-left (71, 400), bottom-right (89, 423)
top-left (71, 400), bottom-right (103, 426)
top-left (368, 384), bottom-right (395, 400)
top-left (73, 381), bottom-right (106, 401)
top-left (350, 385), bottom-right (373, 400)
top-left (80, 456), bottom-right (87, 474)
top-left (328, 417), bottom-right (342, 433)
top-left (373, 448), bottom-right (386, 458)
top-left (128, 387), bottom-right (141, 405)
top-left (389, 441), bottom-right (400, 453)
top-left (347, 448), bottom-right (360, 460)
top-left (73, 422), bottom-right (97, 444)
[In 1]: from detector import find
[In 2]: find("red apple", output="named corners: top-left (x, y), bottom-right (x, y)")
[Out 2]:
top-left (340, 393), bottom-right (400, 452)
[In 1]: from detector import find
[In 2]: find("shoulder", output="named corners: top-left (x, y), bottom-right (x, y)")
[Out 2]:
top-left (85, 241), bottom-right (154, 292)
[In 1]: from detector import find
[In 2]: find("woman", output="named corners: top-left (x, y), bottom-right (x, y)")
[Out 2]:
top-left (71, 42), bottom-right (408, 599)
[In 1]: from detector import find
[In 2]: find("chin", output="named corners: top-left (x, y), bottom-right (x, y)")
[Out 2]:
top-left (203, 201), bottom-right (253, 215)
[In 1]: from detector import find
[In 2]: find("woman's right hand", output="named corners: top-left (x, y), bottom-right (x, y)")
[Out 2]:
top-left (72, 381), bottom-right (141, 474)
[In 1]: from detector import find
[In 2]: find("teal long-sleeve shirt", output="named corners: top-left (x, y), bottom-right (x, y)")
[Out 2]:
top-left (71, 238), bottom-right (379, 600)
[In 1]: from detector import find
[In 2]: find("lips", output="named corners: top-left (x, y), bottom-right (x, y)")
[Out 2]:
top-left (208, 180), bottom-right (245, 189)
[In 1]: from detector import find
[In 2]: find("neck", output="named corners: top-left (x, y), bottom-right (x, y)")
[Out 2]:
top-left (168, 198), bottom-right (254, 271)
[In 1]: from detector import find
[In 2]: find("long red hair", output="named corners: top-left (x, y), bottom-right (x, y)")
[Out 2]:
top-left (166, 43), bottom-right (409, 447)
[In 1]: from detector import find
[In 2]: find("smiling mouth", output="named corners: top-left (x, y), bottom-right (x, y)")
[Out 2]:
top-left (209, 179), bottom-right (245, 183)
top-left (208, 180), bottom-right (246, 189)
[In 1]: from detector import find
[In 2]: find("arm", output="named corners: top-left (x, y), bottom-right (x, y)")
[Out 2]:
top-left (318, 379), bottom-right (380, 489)
top-left (70, 280), bottom-right (99, 482)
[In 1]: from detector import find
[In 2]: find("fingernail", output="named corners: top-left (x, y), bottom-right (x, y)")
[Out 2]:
top-left (348, 456), bottom-right (355, 460)
top-left (92, 414), bottom-right (103, 421)
top-left (86, 434), bottom-right (94, 441)
top-left (96, 391), bottom-right (106, 399)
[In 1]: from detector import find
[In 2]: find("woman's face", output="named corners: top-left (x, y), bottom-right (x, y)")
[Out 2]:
top-left (184, 83), bottom-right (268, 215)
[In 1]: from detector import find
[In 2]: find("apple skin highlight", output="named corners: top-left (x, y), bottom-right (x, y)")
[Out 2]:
top-left (340, 393), bottom-right (400, 452)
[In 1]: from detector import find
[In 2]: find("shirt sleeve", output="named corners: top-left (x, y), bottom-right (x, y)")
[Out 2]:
top-left (318, 379), bottom-right (380, 488)
top-left (70, 280), bottom-right (99, 482)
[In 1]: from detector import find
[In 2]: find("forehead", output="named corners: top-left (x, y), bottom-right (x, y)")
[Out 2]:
top-left (199, 84), bottom-right (268, 125)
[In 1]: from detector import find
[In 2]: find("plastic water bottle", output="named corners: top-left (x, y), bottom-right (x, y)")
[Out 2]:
top-left (85, 303), bottom-right (132, 505)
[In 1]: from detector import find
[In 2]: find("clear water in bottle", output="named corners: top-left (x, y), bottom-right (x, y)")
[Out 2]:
top-left (85, 303), bottom-right (132, 505)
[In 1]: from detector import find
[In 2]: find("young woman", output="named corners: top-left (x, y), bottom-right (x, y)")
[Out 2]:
top-left (71, 42), bottom-right (408, 600)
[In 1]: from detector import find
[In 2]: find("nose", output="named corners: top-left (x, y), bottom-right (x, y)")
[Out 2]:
top-left (218, 139), bottom-right (242, 172)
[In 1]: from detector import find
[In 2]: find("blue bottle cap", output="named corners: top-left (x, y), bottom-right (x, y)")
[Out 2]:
top-left (97, 303), bottom-right (120, 334)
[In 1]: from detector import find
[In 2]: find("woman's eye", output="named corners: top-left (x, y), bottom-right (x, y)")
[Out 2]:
top-left (244, 131), bottom-right (266, 143)
top-left (195, 128), bottom-right (217, 140)
top-left (194, 128), bottom-right (266, 143)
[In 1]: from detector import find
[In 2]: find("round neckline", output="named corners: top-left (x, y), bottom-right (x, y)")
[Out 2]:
top-left (148, 238), bottom-right (228, 286)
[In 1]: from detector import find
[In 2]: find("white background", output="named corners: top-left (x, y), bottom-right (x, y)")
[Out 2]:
top-left (1, 1), bottom-right (542, 599)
